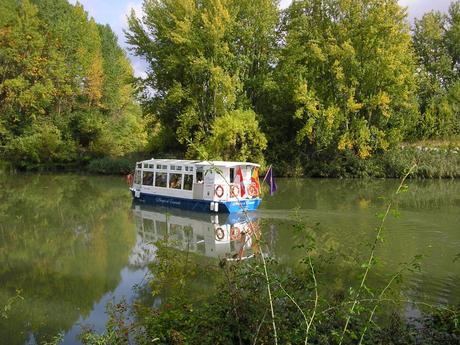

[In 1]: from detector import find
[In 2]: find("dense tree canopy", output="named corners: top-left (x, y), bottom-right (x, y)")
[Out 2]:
top-left (270, 0), bottom-right (419, 160)
top-left (126, 0), bottom-right (278, 162)
top-left (413, 3), bottom-right (460, 138)
top-left (127, 0), bottom-right (457, 171)
top-left (1, 0), bottom-right (459, 174)
top-left (0, 0), bottom-right (146, 168)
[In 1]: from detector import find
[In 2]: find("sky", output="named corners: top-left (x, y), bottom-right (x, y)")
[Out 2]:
top-left (69, 0), bottom-right (454, 77)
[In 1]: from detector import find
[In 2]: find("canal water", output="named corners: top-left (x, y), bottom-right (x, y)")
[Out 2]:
top-left (0, 174), bottom-right (459, 344)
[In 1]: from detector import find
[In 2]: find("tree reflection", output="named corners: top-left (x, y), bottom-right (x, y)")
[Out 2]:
top-left (0, 174), bottom-right (135, 345)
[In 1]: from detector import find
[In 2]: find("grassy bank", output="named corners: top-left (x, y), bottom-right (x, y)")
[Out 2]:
top-left (2, 143), bottom-right (459, 178)
top-left (276, 146), bottom-right (460, 179)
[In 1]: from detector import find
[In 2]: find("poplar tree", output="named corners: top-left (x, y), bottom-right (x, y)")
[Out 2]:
top-left (413, 2), bottom-right (460, 137)
top-left (275, 0), bottom-right (418, 158)
top-left (126, 0), bottom-right (277, 161)
top-left (0, 0), bottom-right (146, 167)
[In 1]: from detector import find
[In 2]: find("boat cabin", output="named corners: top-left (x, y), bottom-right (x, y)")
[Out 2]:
top-left (132, 159), bottom-right (260, 203)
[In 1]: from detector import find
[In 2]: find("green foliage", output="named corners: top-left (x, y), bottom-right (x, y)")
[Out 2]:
top-left (282, 147), bottom-right (460, 179)
top-left (413, 3), bottom-right (460, 138)
top-left (1, 0), bottom-right (459, 175)
top-left (3, 120), bottom-right (77, 166)
top-left (86, 153), bottom-right (145, 175)
top-left (0, 0), bottom-right (146, 169)
top-left (80, 301), bottom-right (132, 345)
top-left (127, 0), bottom-right (277, 159)
top-left (88, 238), bottom-right (460, 345)
top-left (202, 109), bottom-right (267, 164)
top-left (267, 0), bottom-right (418, 162)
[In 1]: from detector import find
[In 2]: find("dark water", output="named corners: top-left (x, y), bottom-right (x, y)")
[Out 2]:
top-left (0, 174), bottom-right (459, 344)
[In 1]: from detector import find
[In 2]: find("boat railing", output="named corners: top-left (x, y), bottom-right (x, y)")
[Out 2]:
top-left (214, 183), bottom-right (259, 201)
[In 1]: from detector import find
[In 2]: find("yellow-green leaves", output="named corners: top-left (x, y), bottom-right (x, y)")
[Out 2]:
top-left (281, 0), bottom-right (418, 157)
top-left (0, 0), bottom-right (145, 166)
top-left (128, 0), bottom-right (277, 160)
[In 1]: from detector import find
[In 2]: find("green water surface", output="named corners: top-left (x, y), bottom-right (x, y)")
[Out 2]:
top-left (0, 174), bottom-right (458, 344)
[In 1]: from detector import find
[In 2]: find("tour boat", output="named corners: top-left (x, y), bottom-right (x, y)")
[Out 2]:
top-left (129, 159), bottom-right (262, 213)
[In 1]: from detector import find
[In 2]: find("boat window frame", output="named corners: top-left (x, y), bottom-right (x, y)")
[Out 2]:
top-left (196, 169), bottom-right (204, 183)
top-left (142, 171), bottom-right (154, 186)
top-left (183, 174), bottom-right (193, 190)
top-left (155, 171), bottom-right (168, 188)
top-left (168, 173), bottom-right (183, 189)
top-left (230, 168), bottom-right (235, 183)
top-left (134, 169), bottom-right (142, 184)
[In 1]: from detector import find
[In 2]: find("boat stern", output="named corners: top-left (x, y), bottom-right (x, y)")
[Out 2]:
top-left (219, 198), bottom-right (262, 213)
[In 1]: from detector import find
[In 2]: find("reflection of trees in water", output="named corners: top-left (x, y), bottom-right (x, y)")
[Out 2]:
top-left (0, 174), bottom-right (135, 345)
top-left (266, 178), bottom-right (460, 211)
top-left (262, 217), bottom-right (460, 311)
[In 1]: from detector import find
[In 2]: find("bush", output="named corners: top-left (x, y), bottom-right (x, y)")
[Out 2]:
top-left (3, 121), bottom-right (77, 169)
top-left (86, 154), bottom-right (144, 175)
top-left (273, 147), bottom-right (460, 178)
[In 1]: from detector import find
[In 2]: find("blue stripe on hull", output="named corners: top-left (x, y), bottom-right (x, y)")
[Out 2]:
top-left (131, 190), bottom-right (261, 213)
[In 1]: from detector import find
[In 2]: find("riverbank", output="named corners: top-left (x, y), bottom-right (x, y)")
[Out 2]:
top-left (289, 146), bottom-right (460, 179)
top-left (2, 143), bottom-right (459, 178)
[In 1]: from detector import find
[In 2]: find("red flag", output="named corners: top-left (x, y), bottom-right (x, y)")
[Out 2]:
top-left (235, 167), bottom-right (246, 197)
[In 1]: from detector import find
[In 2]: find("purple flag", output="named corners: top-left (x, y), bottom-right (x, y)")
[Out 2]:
top-left (263, 165), bottom-right (277, 196)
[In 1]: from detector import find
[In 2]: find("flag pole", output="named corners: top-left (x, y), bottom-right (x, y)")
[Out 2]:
top-left (262, 165), bottom-right (272, 183)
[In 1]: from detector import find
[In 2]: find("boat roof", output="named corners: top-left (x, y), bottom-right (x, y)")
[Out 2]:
top-left (139, 158), bottom-right (260, 168)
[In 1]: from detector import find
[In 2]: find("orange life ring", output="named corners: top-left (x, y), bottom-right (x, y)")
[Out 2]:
top-left (248, 183), bottom-right (258, 197)
top-left (215, 185), bottom-right (224, 198)
top-left (215, 227), bottom-right (225, 240)
top-left (230, 226), bottom-right (241, 241)
top-left (230, 185), bottom-right (239, 197)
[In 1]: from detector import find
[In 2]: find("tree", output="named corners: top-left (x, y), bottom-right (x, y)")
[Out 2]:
top-left (0, 0), bottom-right (146, 167)
top-left (413, 3), bottom-right (460, 138)
top-left (204, 109), bottom-right (267, 162)
top-left (274, 0), bottom-right (418, 159)
top-left (126, 0), bottom-right (276, 161)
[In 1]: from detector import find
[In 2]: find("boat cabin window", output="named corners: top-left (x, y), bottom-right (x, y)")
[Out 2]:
top-left (169, 173), bottom-right (182, 189)
top-left (155, 172), bottom-right (167, 187)
top-left (136, 163), bottom-right (141, 168)
top-left (143, 163), bottom-right (148, 169)
top-left (142, 172), bottom-right (154, 186)
top-left (134, 170), bottom-right (141, 184)
top-left (176, 166), bottom-right (182, 171)
top-left (148, 164), bottom-right (154, 169)
top-left (196, 170), bottom-right (203, 183)
top-left (170, 165), bottom-right (176, 170)
top-left (156, 164), bottom-right (161, 169)
top-left (230, 168), bottom-right (235, 183)
top-left (183, 174), bottom-right (193, 190)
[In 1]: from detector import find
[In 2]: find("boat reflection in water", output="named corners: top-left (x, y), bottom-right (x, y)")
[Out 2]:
top-left (132, 202), bottom-right (262, 262)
